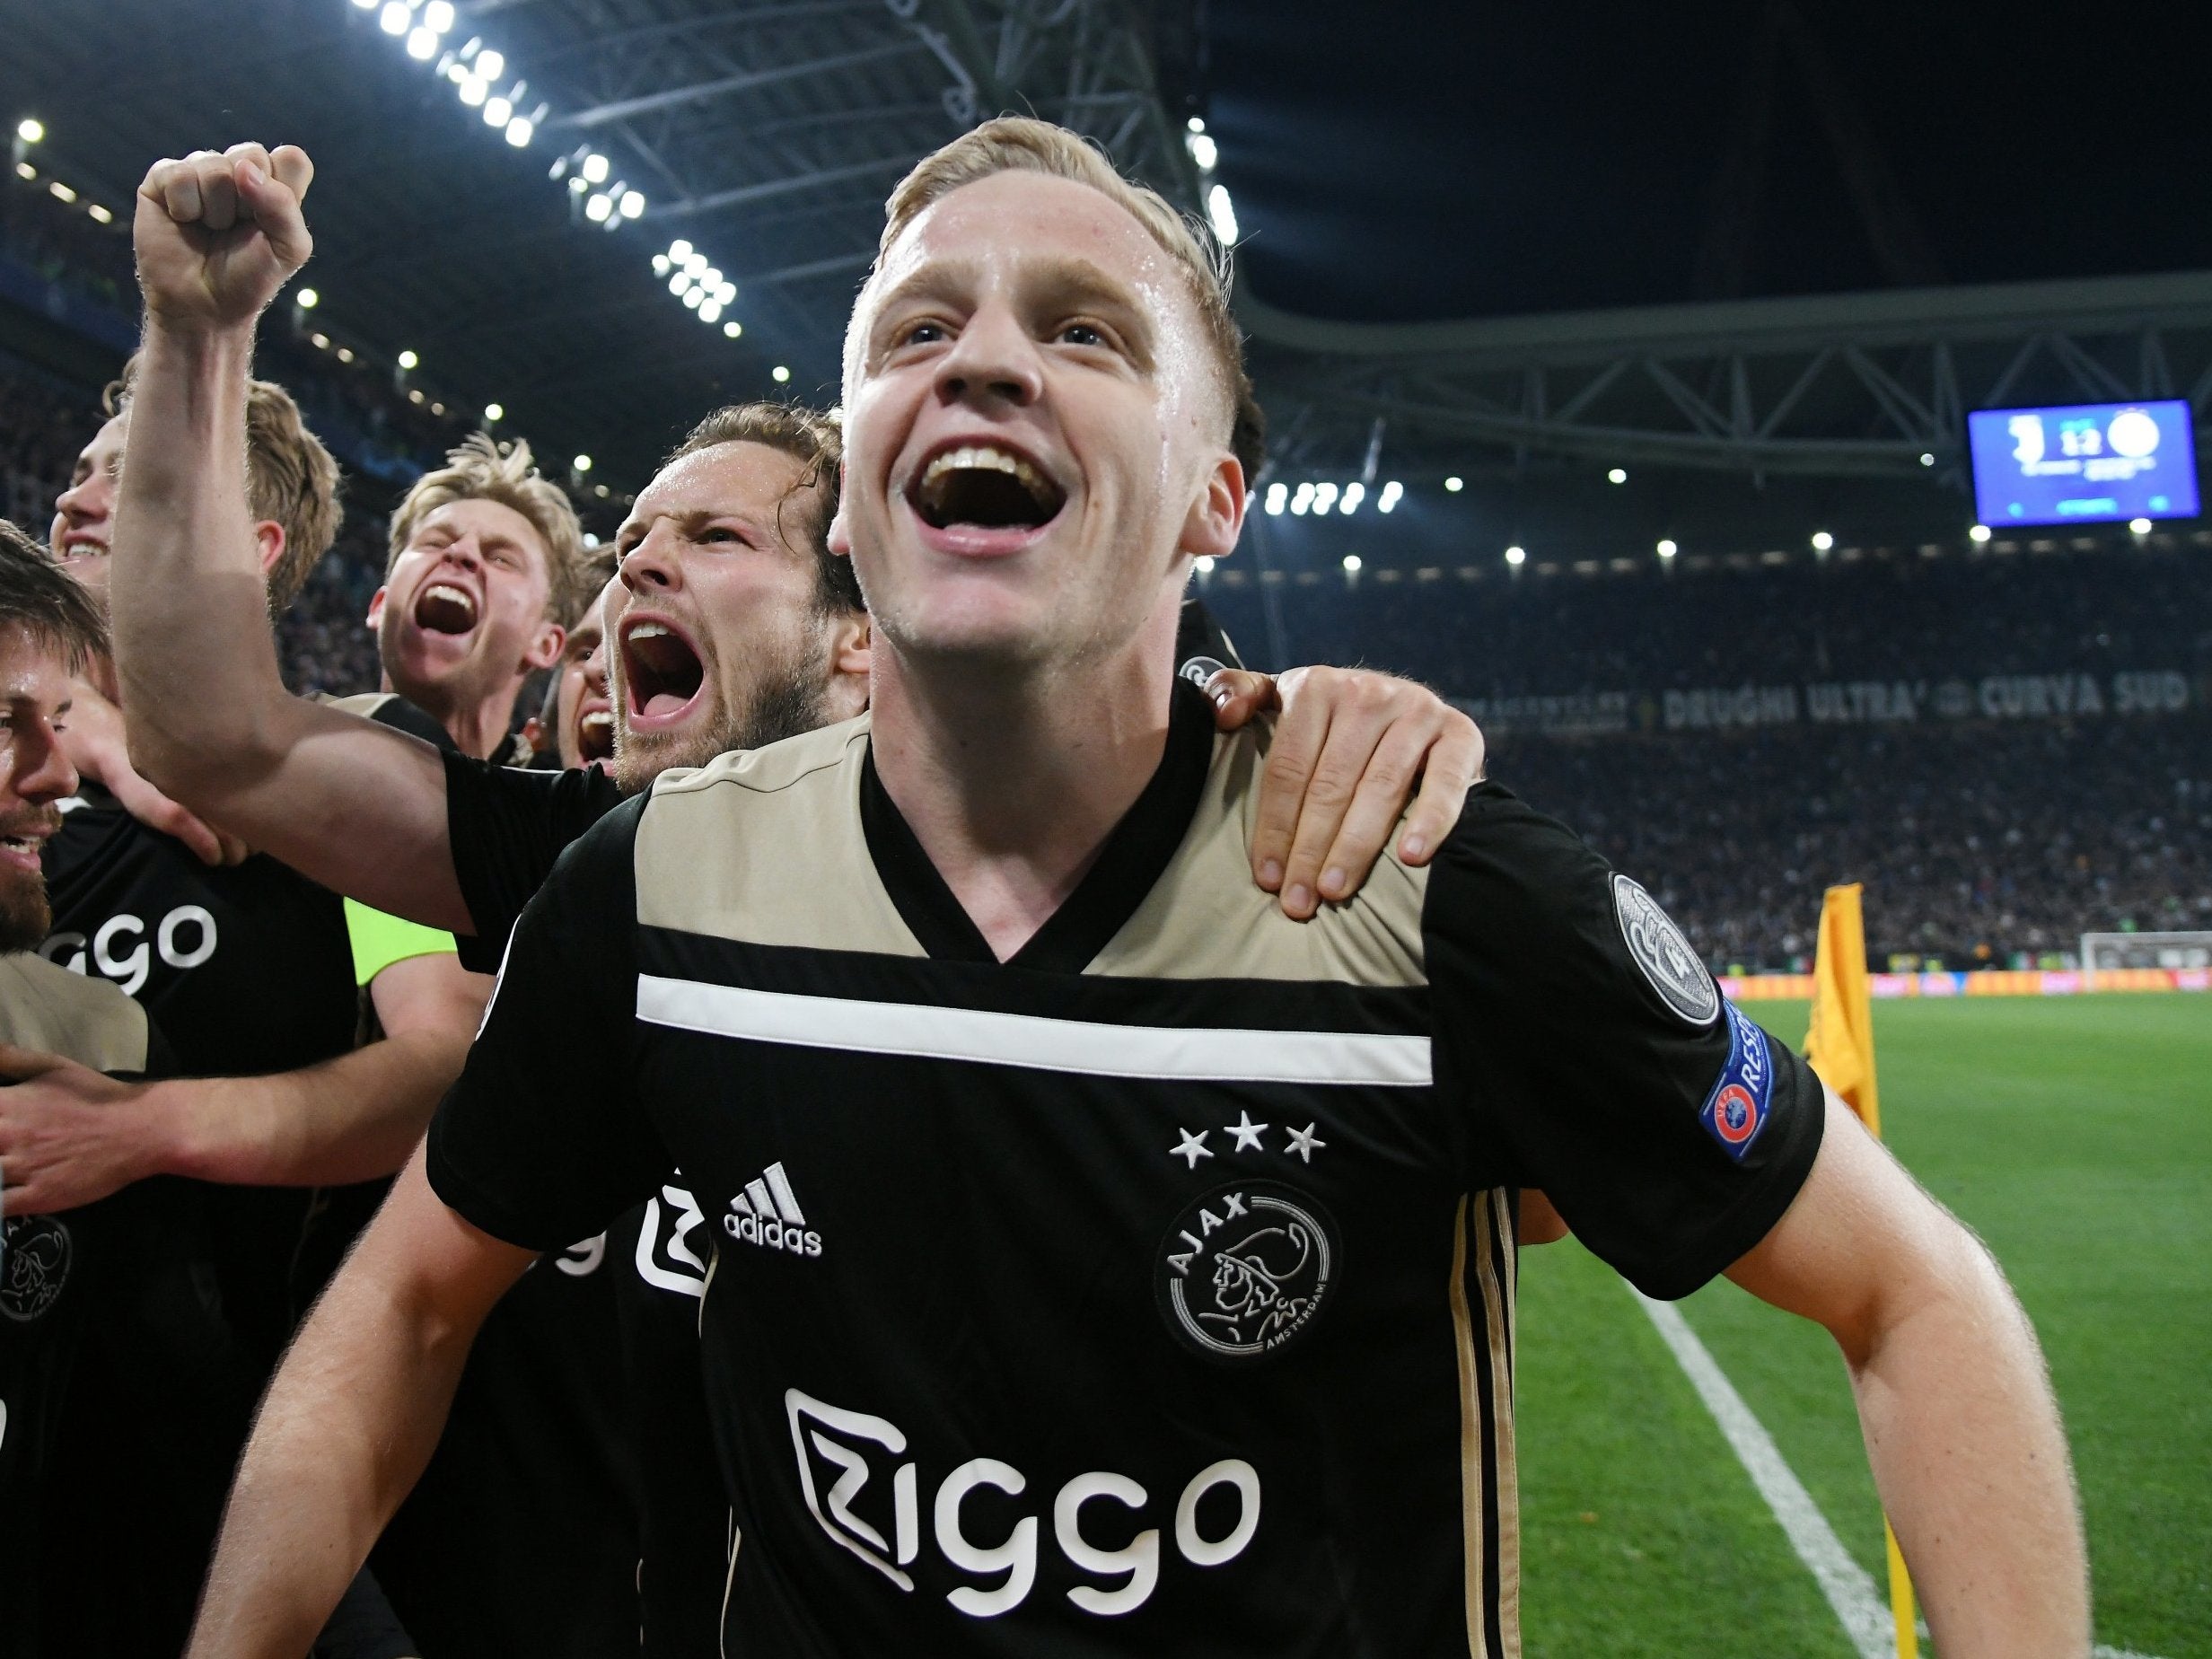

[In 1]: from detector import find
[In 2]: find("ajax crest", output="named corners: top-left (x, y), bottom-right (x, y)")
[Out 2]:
top-left (1, 1216), bottom-right (73, 1322)
top-left (1157, 1181), bottom-right (1338, 1361)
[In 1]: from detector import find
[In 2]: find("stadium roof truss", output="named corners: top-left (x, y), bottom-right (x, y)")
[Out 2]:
top-left (1241, 270), bottom-right (2212, 485)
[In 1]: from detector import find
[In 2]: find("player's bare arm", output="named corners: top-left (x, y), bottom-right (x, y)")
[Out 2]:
top-left (1726, 1091), bottom-right (2089, 1656)
top-left (110, 143), bottom-right (470, 931)
top-left (0, 993), bottom-right (471, 1212)
top-left (187, 1146), bottom-right (533, 1658)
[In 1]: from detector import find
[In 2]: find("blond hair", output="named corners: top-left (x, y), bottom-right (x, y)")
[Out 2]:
top-left (386, 434), bottom-right (589, 626)
top-left (107, 359), bottom-right (342, 614)
top-left (854, 117), bottom-right (1264, 484)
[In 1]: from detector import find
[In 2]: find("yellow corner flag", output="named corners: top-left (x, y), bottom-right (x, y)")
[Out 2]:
top-left (1805, 882), bottom-right (1915, 1658)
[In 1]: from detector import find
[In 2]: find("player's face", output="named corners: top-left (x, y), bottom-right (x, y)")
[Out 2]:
top-left (606, 440), bottom-right (839, 794)
top-left (371, 497), bottom-right (562, 711)
top-left (554, 581), bottom-right (615, 771)
top-left (50, 415), bottom-right (128, 603)
top-left (0, 624), bottom-right (79, 952)
top-left (834, 171), bottom-right (1241, 672)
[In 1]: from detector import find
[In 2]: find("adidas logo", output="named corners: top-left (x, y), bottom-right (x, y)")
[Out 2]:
top-left (722, 1161), bottom-right (824, 1258)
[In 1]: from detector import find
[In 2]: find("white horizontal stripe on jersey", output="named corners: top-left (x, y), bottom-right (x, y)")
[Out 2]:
top-left (636, 974), bottom-right (1433, 1087)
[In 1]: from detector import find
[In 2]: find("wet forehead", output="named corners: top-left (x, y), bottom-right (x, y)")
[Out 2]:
top-left (76, 414), bottom-right (128, 473)
top-left (630, 440), bottom-right (809, 525)
top-left (411, 496), bottom-right (545, 557)
top-left (0, 624), bottom-right (74, 707)
top-left (861, 171), bottom-right (1201, 357)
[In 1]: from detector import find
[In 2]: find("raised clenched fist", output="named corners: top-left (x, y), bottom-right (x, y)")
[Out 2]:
top-left (134, 143), bottom-right (314, 333)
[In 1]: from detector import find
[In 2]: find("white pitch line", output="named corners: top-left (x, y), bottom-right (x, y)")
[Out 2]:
top-left (1629, 1286), bottom-right (2164, 1659)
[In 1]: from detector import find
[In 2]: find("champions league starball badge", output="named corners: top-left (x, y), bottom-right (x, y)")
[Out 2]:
top-left (1, 1215), bottom-right (73, 1322)
top-left (1611, 873), bottom-right (1720, 1027)
top-left (1178, 655), bottom-right (1230, 691)
top-left (1157, 1181), bottom-right (1339, 1363)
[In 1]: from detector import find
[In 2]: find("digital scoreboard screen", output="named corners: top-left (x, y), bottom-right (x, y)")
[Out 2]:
top-left (1967, 399), bottom-right (2199, 526)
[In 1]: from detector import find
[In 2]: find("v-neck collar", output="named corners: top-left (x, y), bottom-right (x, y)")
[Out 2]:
top-left (859, 678), bottom-right (1216, 973)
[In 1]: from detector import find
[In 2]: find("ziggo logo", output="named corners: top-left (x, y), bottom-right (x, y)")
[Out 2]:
top-left (787, 1390), bottom-right (1259, 1618)
top-left (41, 906), bottom-right (217, 996)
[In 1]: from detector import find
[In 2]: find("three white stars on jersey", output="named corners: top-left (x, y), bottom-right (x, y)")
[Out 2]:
top-left (1169, 1113), bottom-right (1328, 1168)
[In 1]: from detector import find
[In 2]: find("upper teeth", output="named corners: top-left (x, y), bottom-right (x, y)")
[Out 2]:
top-left (581, 711), bottom-right (613, 730)
top-left (920, 445), bottom-right (1054, 505)
top-left (426, 583), bottom-right (475, 610)
top-left (629, 622), bottom-right (670, 641)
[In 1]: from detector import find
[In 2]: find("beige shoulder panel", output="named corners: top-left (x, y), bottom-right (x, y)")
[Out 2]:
top-left (324, 691), bottom-right (394, 718)
top-left (0, 954), bottom-right (151, 1073)
top-left (634, 715), bottom-right (923, 956)
top-left (1091, 724), bottom-right (1432, 987)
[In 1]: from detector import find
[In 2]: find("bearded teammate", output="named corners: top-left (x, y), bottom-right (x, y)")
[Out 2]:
top-left (0, 520), bottom-right (264, 1659)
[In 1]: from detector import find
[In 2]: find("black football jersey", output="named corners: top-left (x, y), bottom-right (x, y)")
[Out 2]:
top-left (427, 680), bottom-right (1824, 1657)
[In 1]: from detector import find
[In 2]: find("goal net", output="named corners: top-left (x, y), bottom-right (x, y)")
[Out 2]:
top-left (2078, 931), bottom-right (2212, 972)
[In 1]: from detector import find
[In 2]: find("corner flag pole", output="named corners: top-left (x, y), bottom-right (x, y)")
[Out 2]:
top-left (1804, 882), bottom-right (1917, 1659)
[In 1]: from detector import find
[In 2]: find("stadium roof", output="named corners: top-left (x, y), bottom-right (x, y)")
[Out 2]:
top-left (4, 0), bottom-right (2207, 494)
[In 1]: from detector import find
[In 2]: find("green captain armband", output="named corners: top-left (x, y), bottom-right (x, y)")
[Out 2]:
top-left (344, 896), bottom-right (460, 988)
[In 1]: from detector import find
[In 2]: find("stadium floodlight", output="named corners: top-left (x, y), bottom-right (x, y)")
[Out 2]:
top-left (2129, 516), bottom-right (2153, 535)
top-left (1656, 538), bottom-right (1678, 557)
top-left (1188, 133), bottom-right (1218, 171)
top-left (1811, 530), bottom-right (1834, 551)
top-left (573, 454), bottom-right (592, 473)
top-left (295, 287), bottom-right (319, 309)
top-left (86, 202), bottom-right (112, 224)
top-left (336, 347), bottom-right (355, 363)
top-left (351, 0), bottom-right (376, 9)
top-left (13, 162), bottom-right (32, 180)
top-left (668, 272), bottom-right (690, 295)
top-left (701, 268), bottom-right (723, 289)
top-left (408, 388), bottom-right (426, 405)
top-left (772, 365), bottom-right (792, 384)
top-left (475, 49), bottom-right (504, 82)
top-left (1264, 481), bottom-right (1287, 515)
top-left (1196, 555), bottom-right (1215, 574)
top-left (1968, 523), bottom-right (1992, 544)
top-left (422, 0), bottom-right (454, 32)
top-left (1607, 467), bottom-right (1627, 484)
top-left (1207, 185), bottom-right (1239, 244)
top-left (458, 74), bottom-right (487, 106)
top-left (619, 190), bottom-right (645, 219)
top-left (1919, 452), bottom-right (1936, 467)
top-left (1290, 481), bottom-right (1314, 516)
top-left (699, 299), bottom-right (724, 323)
top-left (309, 332), bottom-right (329, 349)
top-left (582, 152), bottom-right (609, 185)
top-left (15, 118), bottom-right (43, 145)
top-left (1444, 476), bottom-right (1463, 493)
top-left (484, 95), bottom-right (513, 127)
top-left (1341, 554), bottom-right (1361, 574)
top-left (683, 252), bottom-right (708, 274)
top-left (397, 348), bottom-right (419, 369)
top-left (715, 282), bottom-right (737, 304)
top-left (1377, 480), bottom-right (1403, 513)
top-left (1505, 544), bottom-right (1526, 566)
top-left (668, 239), bottom-right (692, 260)
top-left (585, 193), bottom-right (612, 223)
top-left (723, 320), bottom-right (742, 338)
top-left (1312, 482), bottom-right (1339, 514)
top-left (484, 402), bottom-right (504, 422)
top-left (681, 285), bottom-right (703, 309)
top-left (651, 253), bottom-right (670, 275)
top-left (566, 175), bottom-right (586, 194)
top-left (407, 26), bottom-right (437, 59)
top-left (505, 117), bottom-right (533, 146)
top-left (1188, 117), bottom-right (1206, 133)
top-left (379, 2), bottom-right (408, 36)
top-left (1340, 481), bottom-right (1365, 514)
top-left (48, 180), bottom-right (75, 204)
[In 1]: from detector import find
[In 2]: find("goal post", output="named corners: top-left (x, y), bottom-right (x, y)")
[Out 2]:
top-left (2079, 931), bottom-right (2212, 981)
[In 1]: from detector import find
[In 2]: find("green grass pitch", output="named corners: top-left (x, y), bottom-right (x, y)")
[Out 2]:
top-left (1513, 994), bottom-right (2211, 1658)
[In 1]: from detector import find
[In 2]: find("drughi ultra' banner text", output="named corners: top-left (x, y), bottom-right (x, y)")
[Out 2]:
top-left (1457, 669), bottom-right (2192, 736)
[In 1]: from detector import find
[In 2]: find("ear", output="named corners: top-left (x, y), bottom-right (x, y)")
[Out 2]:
top-left (823, 611), bottom-right (872, 720)
top-left (826, 459), bottom-right (852, 557)
top-left (252, 521), bottom-right (287, 581)
top-left (1178, 452), bottom-right (1246, 564)
top-left (519, 619), bottom-right (566, 676)
top-left (366, 584), bottom-right (389, 631)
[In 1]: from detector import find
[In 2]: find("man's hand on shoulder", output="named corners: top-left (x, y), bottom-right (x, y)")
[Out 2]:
top-left (136, 142), bottom-right (314, 333)
top-left (1209, 666), bottom-right (1485, 918)
top-left (0, 1043), bottom-right (177, 1214)
top-left (64, 678), bottom-right (249, 865)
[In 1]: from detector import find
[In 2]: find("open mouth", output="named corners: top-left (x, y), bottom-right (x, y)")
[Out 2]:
top-left (909, 443), bottom-right (1066, 532)
top-left (414, 581), bottom-right (479, 636)
top-left (622, 620), bottom-right (705, 722)
top-left (575, 707), bottom-right (615, 764)
top-left (0, 812), bottom-right (57, 868)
